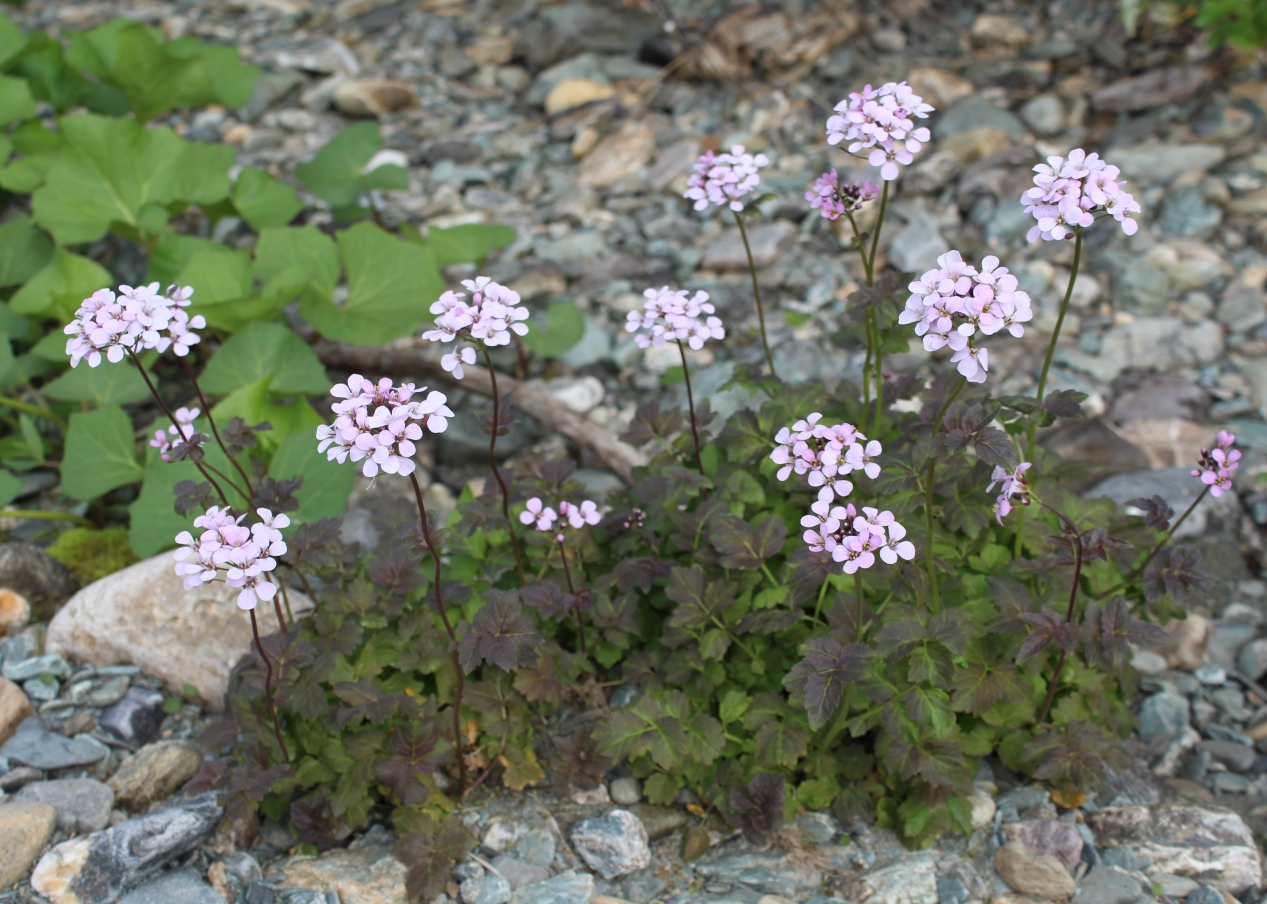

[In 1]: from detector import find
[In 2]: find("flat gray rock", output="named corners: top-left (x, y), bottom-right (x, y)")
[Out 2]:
top-left (118, 868), bottom-right (225, 904)
top-left (15, 778), bottom-right (115, 832)
top-left (0, 725), bottom-right (110, 770)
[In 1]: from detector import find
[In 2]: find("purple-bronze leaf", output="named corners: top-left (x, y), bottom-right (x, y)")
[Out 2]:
top-left (783, 637), bottom-right (869, 730)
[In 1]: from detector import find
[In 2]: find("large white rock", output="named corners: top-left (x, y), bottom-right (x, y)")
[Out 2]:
top-left (46, 555), bottom-right (311, 712)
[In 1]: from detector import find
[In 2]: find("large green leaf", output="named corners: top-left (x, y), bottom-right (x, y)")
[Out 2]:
top-left (211, 378), bottom-right (323, 452)
top-left (11, 33), bottom-right (92, 112)
top-left (10, 248), bottom-right (111, 319)
top-left (294, 123), bottom-right (408, 210)
top-left (200, 321), bottom-right (329, 397)
top-left (146, 232), bottom-right (219, 286)
top-left (299, 222), bottom-right (441, 346)
top-left (521, 299), bottom-right (582, 359)
top-left (0, 119), bottom-right (63, 193)
top-left (42, 358), bottom-right (152, 406)
top-left (253, 225), bottom-right (340, 298)
top-left (0, 216), bottom-right (52, 288)
top-left (233, 167), bottom-right (303, 231)
top-left (269, 431), bottom-right (352, 523)
top-left (31, 115), bottom-right (233, 245)
top-left (0, 468), bottom-right (21, 507)
top-left (165, 38), bottom-right (259, 109)
top-left (0, 12), bottom-right (28, 70)
top-left (61, 406), bottom-right (143, 500)
top-left (0, 73), bottom-right (34, 126)
top-left (426, 224), bottom-right (516, 266)
top-left (176, 245), bottom-right (253, 304)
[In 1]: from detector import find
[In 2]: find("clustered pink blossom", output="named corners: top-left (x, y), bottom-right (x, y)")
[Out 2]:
top-left (1021, 148), bottom-right (1140, 241)
top-left (316, 374), bottom-right (452, 478)
top-left (64, 284), bottom-right (204, 368)
top-left (825, 81), bottom-right (933, 181)
top-left (770, 413), bottom-right (910, 573)
top-left (520, 496), bottom-right (601, 544)
top-left (173, 506), bottom-right (289, 610)
top-left (805, 170), bottom-right (879, 221)
top-left (150, 407), bottom-right (200, 461)
top-left (1192, 431), bottom-right (1240, 498)
top-left (987, 462), bottom-right (1032, 524)
top-left (897, 251), bottom-right (1032, 384)
top-left (422, 277), bottom-right (530, 380)
top-left (684, 145), bottom-right (769, 212)
top-left (625, 286), bottom-right (724, 350)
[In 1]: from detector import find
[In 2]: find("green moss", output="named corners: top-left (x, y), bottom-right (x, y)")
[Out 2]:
top-left (47, 527), bottom-right (139, 585)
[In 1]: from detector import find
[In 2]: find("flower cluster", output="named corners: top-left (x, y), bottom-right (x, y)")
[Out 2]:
top-left (422, 277), bottom-right (530, 380)
top-left (771, 413), bottom-right (880, 505)
top-left (684, 145), bottom-right (769, 212)
top-left (64, 284), bottom-right (204, 368)
top-left (897, 250), bottom-right (1032, 384)
top-left (150, 407), bottom-right (200, 461)
top-left (625, 287), bottom-right (725, 351)
top-left (988, 462), bottom-right (1032, 524)
top-left (316, 375), bottom-right (452, 478)
top-left (802, 500), bottom-right (915, 574)
top-left (173, 507), bottom-right (289, 610)
top-left (825, 81), bottom-right (933, 181)
top-left (520, 497), bottom-right (601, 544)
top-left (804, 170), bottom-right (879, 221)
top-left (1021, 148), bottom-right (1140, 242)
top-left (1192, 431), bottom-right (1240, 498)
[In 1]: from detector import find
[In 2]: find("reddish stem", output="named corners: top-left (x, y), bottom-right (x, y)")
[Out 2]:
top-left (250, 608), bottom-right (290, 765)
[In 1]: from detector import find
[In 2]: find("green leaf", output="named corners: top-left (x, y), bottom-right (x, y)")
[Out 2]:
top-left (425, 224), bottom-right (516, 266)
top-left (0, 73), bottom-right (34, 126)
top-left (211, 378), bottom-right (323, 451)
top-left (0, 12), bottom-right (27, 69)
top-left (753, 718), bottom-right (809, 768)
top-left (43, 358), bottom-right (153, 406)
top-left (0, 216), bottom-right (52, 289)
top-left (0, 468), bottom-right (21, 506)
top-left (11, 33), bottom-right (91, 113)
top-left (295, 122), bottom-right (407, 210)
top-left (0, 120), bottom-right (59, 193)
top-left (268, 432), bottom-right (353, 523)
top-left (10, 248), bottom-right (112, 319)
top-left (31, 114), bottom-right (233, 245)
top-left (17, 413), bottom-right (39, 462)
top-left (128, 458), bottom-right (201, 557)
top-left (254, 226), bottom-right (341, 298)
top-left (233, 167), bottom-right (304, 231)
top-left (145, 232), bottom-right (219, 286)
top-left (61, 406), bottom-right (143, 500)
top-left (643, 772), bottom-right (680, 806)
top-left (201, 321), bottom-right (329, 397)
top-left (164, 38), bottom-right (259, 108)
top-left (177, 246), bottom-right (253, 305)
top-left (299, 222), bottom-right (442, 346)
top-left (521, 299), bottom-right (582, 359)
top-left (718, 689), bottom-right (750, 726)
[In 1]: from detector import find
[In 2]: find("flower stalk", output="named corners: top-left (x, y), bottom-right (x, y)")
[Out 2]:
top-left (249, 608), bottom-right (290, 765)
top-left (676, 339), bottom-right (704, 476)
top-left (924, 376), bottom-right (966, 612)
top-left (481, 347), bottom-right (526, 585)
top-left (733, 210), bottom-right (777, 378)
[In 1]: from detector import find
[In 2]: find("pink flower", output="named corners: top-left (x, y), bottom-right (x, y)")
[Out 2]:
top-left (422, 277), bottom-right (529, 380)
top-left (316, 375), bottom-right (452, 478)
top-left (172, 506), bottom-right (289, 608)
top-left (523, 497), bottom-right (601, 539)
top-left (987, 462), bottom-right (1032, 524)
top-left (1021, 149), bottom-right (1140, 241)
top-left (626, 286), bottom-right (725, 351)
top-left (520, 497), bottom-right (557, 531)
top-left (805, 170), bottom-right (879, 220)
top-left (65, 285), bottom-right (203, 368)
top-left (1192, 432), bottom-right (1240, 498)
top-left (150, 406), bottom-right (201, 461)
top-left (684, 145), bottom-right (769, 212)
top-left (825, 80), bottom-right (933, 182)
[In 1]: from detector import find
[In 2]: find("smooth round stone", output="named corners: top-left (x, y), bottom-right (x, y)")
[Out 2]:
top-left (1193, 663), bottom-right (1226, 686)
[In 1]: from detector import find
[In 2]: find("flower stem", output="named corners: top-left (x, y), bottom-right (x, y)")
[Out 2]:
top-left (557, 539), bottom-right (587, 655)
top-left (854, 572), bottom-right (865, 642)
top-left (249, 608), bottom-right (290, 766)
top-left (814, 577), bottom-right (830, 624)
top-left (676, 339), bottom-right (704, 476)
top-left (273, 596), bottom-right (289, 635)
top-left (861, 313), bottom-right (874, 430)
top-left (1019, 230), bottom-right (1084, 558)
top-left (0, 395), bottom-right (66, 429)
top-left (180, 358), bottom-right (254, 499)
top-left (410, 472), bottom-right (467, 796)
top-left (0, 508), bottom-right (94, 527)
top-left (1095, 486), bottom-right (1209, 601)
top-left (867, 181), bottom-right (890, 281)
top-left (481, 347), bottom-right (526, 586)
top-left (127, 351), bottom-right (231, 506)
top-left (733, 210), bottom-right (777, 377)
top-left (1036, 517), bottom-right (1084, 724)
top-left (924, 376), bottom-right (966, 613)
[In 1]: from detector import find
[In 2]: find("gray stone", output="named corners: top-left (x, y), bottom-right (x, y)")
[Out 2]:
top-left (936, 875), bottom-right (970, 904)
top-left (0, 543), bottom-right (79, 615)
top-left (1003, 819), bottom-right (1083, 873)
top-left (1020, 93), bottom-right (1065, 135)
top-left (1201, 740), bottom-right (1256, 772)
top-left (792, 811), bottom-right (840, 844)
top-left (118, 868), bottom-right (225, 904)
top-left (1106, 143), bottom-right (1227, 185)
top-left (68, 675), bottom-right (132, 708)
top-left (694, 852), bottom-right (821, 897)
top-left (1095, 250), bottom-right (1171, 315)
top-left (994, 785), bottom-right (1051, 812)
top-left (509, 828), bottom-right (555, 870)
top-left (994, 841), bottom-right (1076, 899)
top-left (609, 777), bottom-right (641, 806)
top-left (510, 870), bottom-right (595, 904)
top-left (462, 872), bottom-right (512, 904)
top-left (621, 868), bottom-right (665, 904)
top-left (431, 160), bottom-right (492, 185)
top-left (31, 793), bottom-right (224, 903)
top-left (934, 94), bottom-right (1026, 139)
top-left (856, 850), bottom-right (938, 903)
top-left (15, 778), bottom-right (115, 832)
top-left (100, 686), bottom-right (166, 749)
top-left (0, 724), bottom-right (109, 770)
top-left (569, 809), bottom-right (650, 880)
top-left (886, 211), bottom-right (949, 273)
top-left (1159, 187), bottom-right (1222, 238)
top-left (1138, 691), bottom-right (1190, 740)
top-left (1070, 865), bottom-right (1146, 904)
top-left (1187, 885), bottom-right (1227, 904)
top-left (521, 4), bottom-right (658, 67)
top-left (1218, 284), bottom-right (1266, 333)
top-left (1092, 65), bottom-right (1211, 112)
top-left (702, 221), bottom-right (797, 271)
top-left (1193, 663), bottom-right (1226, 685)
top-left (23, 676), bottom-right (58, 702)
top-left (1204, 723), bottom-right (1253, 746)
top-left (2, 654), bottom-right (71, 683)
top-left (489, 855), bottom-right (548, 890)
top-left (535, 231), bottom-right (606, 263)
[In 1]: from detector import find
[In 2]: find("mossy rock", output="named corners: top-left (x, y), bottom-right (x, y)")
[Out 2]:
top-left (47, 527), bottom-right (139, 586)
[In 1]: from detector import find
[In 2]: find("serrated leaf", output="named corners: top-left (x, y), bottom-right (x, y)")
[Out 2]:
top-left (753, 718), bottom-right (809, 767)
top-left (60, 405), bottom-right (142, 500)
top-left (200, 321), bottom-right (330, 397)
top-left (500, 746), bottom-right (545, 791)
top-left (456, 591), bottom-right (542, 673)
top-left (31, 115), bottom-right (233, 244)
top-left (708, 512), bottom-right (787, 569)
top-left (233, 166), bottom-right (304, 231)
top-left (299, 222), bottom-right (442, 346)
top-left (950, 661), bottom-right (1027, 715)
top-left (783, 637), bottom-right (869, 730)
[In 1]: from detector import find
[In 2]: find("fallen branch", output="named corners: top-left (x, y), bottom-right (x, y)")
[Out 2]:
top-left (314, 339), bottom-right (648, 485)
